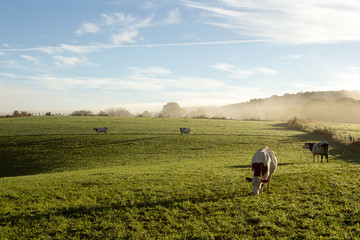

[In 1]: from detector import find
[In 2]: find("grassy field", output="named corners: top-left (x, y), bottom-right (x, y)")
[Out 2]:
top-left (310, 122), bottom-right (360, 141)
top-left (0, 117), bottom-right (359, 239)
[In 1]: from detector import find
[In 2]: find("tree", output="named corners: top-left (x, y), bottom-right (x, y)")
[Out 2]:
top-left (105, 108), bottom-right (132, 117)
top-left (137, 111), bottom-right (152, 117)
top-left (70, 110), bottom-right (94, 116)
top-left (97, 111), bottom-right (109, 116)
top-left (161, 102), bottom-right (186, 118)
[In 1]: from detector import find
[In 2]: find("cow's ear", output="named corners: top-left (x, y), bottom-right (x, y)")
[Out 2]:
top-left (261, 180), bottom-right (269, 184)
top-left (245, 177), bottom-right (252, 182)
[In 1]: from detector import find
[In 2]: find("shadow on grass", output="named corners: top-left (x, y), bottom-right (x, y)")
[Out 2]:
top-left (227, 163), bottom-right (295, 169)
top-left (0, 135), bottom-right (164, 178)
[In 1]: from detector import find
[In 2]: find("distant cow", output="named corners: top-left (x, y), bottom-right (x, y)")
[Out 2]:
top-left (303, 142), bottom-right (329, 162)
top-left (180, 128), bottom-right (191, 135)
top-left (93, 127), bottom-right (107, 135)
top-left (246, 147), bottom-right (278, 195)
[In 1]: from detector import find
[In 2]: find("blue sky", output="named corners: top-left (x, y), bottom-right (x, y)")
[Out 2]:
top-left (1, 0), bottom-right (360, 114)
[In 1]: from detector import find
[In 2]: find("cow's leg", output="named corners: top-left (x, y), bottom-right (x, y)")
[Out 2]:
top-left (267, 175), bottom-right (271, 189)
top-left (313, 154), bottom-right (315, 162)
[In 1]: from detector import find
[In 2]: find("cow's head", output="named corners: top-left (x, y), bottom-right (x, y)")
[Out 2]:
top-left (302, 142), bottom-right (310, 149)
top-left (246, 177), bottom-right (268, 195)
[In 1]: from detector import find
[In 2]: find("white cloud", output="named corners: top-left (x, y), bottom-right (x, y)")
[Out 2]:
top-left (21, 55), bottom-right (41, 64)
top-left (256, 67), bottom-right (278, 75)
top-left (184, 0), bottom-right (360, 44)
top-left (100, 12), bottom-right (136, 26)
top-left (53, 55), bottom-right (89, 66)
top-left (212, 63), bottom-right (253, 78)
top-left (212, 63), bottom-right (235, 71)
top-left (230, 69), bottom-right (254, 79)
top-left (111, 30), bottom-right (139, 44)
top-left (162, 8), bottom-right (182, 25)
top-left (0, 72), bottom-right (17, 78)
top-left (76, 22), bottom-right (100, 35)
top-left (129, 66), bottom-right (171, 76)
top-left (74, 12), bottom-right (153, 44)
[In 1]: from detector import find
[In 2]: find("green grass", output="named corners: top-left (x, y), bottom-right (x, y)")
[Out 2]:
top-left (0, 117), bottom-right (359, 239)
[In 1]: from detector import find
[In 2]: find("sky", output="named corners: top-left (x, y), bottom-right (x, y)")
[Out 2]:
top-left (1, 0), bottom-right (360, 114)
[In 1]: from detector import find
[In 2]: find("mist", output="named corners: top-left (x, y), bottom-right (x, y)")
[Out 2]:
top-left (193, 90), bottom-right (360, 123)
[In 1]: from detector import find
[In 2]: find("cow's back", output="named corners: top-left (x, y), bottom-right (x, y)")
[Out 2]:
top-left (251, 147), bottom-right (277, 177)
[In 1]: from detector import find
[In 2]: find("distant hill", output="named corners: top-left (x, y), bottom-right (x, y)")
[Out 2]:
top-left (196, 90), bottom-right (360, 123)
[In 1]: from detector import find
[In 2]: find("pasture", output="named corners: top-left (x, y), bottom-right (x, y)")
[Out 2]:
top-left (0, 117), bottom-right (359, 239)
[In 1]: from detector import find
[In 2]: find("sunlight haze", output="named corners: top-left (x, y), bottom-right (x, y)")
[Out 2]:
top-left (1, 0), bottom-right (360, 114)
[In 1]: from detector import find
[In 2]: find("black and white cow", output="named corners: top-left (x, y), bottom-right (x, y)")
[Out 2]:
top-left (246, 147), bottom-right (278, 195)
top-left (303, 142), bottom-right (329, 162)
top-left (180, 128), bottom-right (191, 135)
top-left (93, 127), bottom-right (108, 135)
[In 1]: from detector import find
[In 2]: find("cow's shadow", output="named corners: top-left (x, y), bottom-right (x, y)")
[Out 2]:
top-left (227, 163), bottom-right (294, 169)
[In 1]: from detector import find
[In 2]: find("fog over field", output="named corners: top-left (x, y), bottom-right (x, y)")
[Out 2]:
top-left (184, 90), bottom-right (360, 123)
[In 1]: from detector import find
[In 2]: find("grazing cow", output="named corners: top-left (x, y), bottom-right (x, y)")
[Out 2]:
top-left (245, 147), bottom-right (278, 195)
top-left (180, 127), bottom-right (191, 135)
top-left (303, 142), bottom-right (329, 162)
top-left (93, 127), bottom-right (108, 135)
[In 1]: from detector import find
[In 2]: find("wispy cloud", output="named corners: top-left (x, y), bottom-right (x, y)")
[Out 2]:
top-left (256, 67), bottom-right (278, 75)
top-left (21, 55), bottom-right (41, 64)
top-left (111, 30), bottom-right (139, 44)
top-left (53, 55), bottom-right (89, 66)
top-left (75, 12), bottom-right (153, 44)
top-left (0, 39), bottom-right (268, 54)
top-left (212, 63), bottom-right (253, 78)
top-left (4, 66), bottom-right (225, 93)
top-left (162, 8), bottom-right (182, 25)
top-left (213, 63), bottom-right (277, 78)
top-left (76, 22), bottom-right (100, 35)
top-left (0, 72), bottom-right (17, 78)
top-left (184, 0), bottom-right (360, 44)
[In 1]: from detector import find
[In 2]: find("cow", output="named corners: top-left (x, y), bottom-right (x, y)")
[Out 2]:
top-left (93, 127), bottom-right (108, 135)
top-left (303, 142), bottom-right (329, 162)
top-left (180, 127), bottom-right (191, 135)
top-left (245, 147), bottom-right (278, 195)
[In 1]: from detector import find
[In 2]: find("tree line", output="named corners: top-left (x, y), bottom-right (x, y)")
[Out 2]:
top-left (2, 102), bottom-right (212, 119)
top-left (4, 90), bottom-right (360, 123)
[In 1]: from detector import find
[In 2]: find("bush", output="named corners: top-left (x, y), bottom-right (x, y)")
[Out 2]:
top-left (312, 127), bottom-right (337, 139)
top-left (287, 117), bottom-right (312, 131)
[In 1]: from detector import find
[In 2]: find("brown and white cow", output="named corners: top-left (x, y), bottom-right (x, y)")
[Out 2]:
top-left (246, 147), bottom-right (278, 195)
top-left (303, 142), bottom-right (329, 162)
top-left (93, 127), bottom-right (108, 134)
